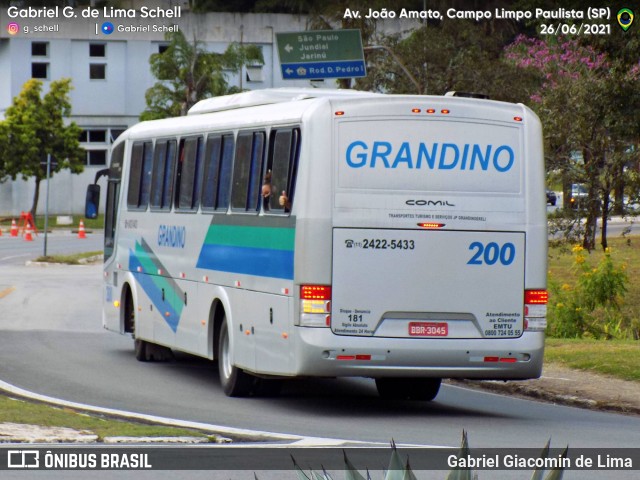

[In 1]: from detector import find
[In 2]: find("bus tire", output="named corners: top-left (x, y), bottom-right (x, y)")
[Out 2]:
top-left (134, 338), bottom-right (148, 361)
top-left (218, 317), bottom-right (254, 397)
top-left (253, 378), bottom-right (283, 397)
top-left (375, 377), bottom-right (441, 401)
top-left (124, 287), bottom-right (149, 362)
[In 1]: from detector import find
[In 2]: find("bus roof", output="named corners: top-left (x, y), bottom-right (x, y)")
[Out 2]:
top-left (121, 89), bottom-right (533, 143)
top-left (187, 88), bottom-right (382, 115)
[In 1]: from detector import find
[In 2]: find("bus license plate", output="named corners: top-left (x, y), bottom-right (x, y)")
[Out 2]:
top-left (409, 322), bottom-right (448, 337)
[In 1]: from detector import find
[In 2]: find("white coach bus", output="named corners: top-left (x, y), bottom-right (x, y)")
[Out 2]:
top-left (86, 88), bottom-right (548, 400)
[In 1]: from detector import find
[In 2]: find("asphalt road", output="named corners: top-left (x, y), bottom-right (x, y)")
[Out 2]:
top-left (0, 230), bottom-right (104, 266)
top-left (1, 235), bottom-right (639, 479)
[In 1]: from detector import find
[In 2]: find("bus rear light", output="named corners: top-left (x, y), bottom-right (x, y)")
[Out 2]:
top-left (417, 222), bottom-right (445, 229)
top-left (525, 289), bottom-right (548, 332)
top-left (300, 285), bottom-right (331, 327)
top-left (336, 354), bottom-right (371, 361)
top-left (514, 116), bottom-right (523, 122)
top-left (484, 356), bottom-right (517, 363)
top-left (335, 111), bottom-right (345, 116)
top-left (426, 108), bottom-right (436, 114)
top-left (525, 317), bottom-right (547, 331)
top-left (301, 285), bottom-right (331, 300)
top-left (411, 108), bottom-right (421, 113)
top-left (525, 290), bottom-right (548, 304)
top-left (441, 109), bottom-right (450, 114)
top-left (302, 300), bottom-right (330, 314)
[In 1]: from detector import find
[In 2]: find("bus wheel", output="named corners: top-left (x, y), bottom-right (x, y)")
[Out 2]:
top-left (253, 378), bottom-right (283, 397)
top-left (218, 317), bottom-right (254, 397)
top-left (124, 289), bottom-right (148, 362)
top-left (134, 338), bottom-right (147, 361)
top-left (375, 378), bottom-right (441, 401)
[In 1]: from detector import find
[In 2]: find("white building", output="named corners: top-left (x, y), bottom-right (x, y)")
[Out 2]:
top-left (0, 8), bottom-right (313, 216)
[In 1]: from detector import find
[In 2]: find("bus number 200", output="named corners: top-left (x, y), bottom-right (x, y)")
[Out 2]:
top-left (467, 241), bottom-right (515, 266)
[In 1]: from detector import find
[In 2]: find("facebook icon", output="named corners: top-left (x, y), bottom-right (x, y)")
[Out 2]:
top-left (101, 22), bottom-right (114, 35)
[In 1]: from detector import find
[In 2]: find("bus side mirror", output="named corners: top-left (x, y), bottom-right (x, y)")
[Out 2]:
top-left (85, 184), bottom-right (100, 219)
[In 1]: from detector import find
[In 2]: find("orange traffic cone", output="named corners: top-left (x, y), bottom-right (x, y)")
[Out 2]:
top-left (24, 224), bottom-right (34, 242)
top-left (78, 220), bottom-right (86, 239)
top-left (10, 219), bottom-right (18, 237)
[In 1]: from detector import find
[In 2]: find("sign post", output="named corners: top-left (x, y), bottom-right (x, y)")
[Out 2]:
top-left (276, 29), bottom-right (366, 80)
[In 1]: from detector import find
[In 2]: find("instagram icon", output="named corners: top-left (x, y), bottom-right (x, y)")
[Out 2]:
top-left (6, 22), bottom-right (20, 35)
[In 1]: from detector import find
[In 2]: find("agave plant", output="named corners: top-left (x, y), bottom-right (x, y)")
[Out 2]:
top-left (257, 431), bottom-right (567, 480)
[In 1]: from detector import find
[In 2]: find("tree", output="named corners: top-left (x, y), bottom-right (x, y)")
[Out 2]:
top-left (140, 31), bottom-right (264, 120)
top-left (0, 78), bottom-right (84, 219)
top-left (505, 36), bottom-right (640, 250)
top-left (357, 19), bottom-right (535, 99)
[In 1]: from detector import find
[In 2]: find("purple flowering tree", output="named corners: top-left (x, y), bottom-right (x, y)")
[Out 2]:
top-left (505, 35), bottom-right (640, 250)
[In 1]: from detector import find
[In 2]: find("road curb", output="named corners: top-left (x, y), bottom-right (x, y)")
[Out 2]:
top-left (0, 379), bottom-right (304, 444)
top-left (448, 379), bottom-right (640, 416)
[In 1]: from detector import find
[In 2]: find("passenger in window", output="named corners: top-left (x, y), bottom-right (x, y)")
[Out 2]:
top-left (262, 169), bottom-right (291, 212)
top-left (279, 191), bottom-right (291, 212)
top-left (261, 170), bottom-right (272, 210)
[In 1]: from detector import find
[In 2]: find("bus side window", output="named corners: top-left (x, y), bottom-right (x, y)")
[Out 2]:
top-left (139, 141), bottom-right (154, 209)
top-left (231, 131), bottom-right (265, 212)
top-left (150, 141), bottom-right (167, 209)
top-left (163, 140), bottom-right (177, 209)
top-left (266, 128), bottom-right (300, 213)
top-left (201, 136), bottom-right (222, 212)
top-left (216, 134), bottom-right (234, 211)
top-left (127, 141), bottom-right (153, 210)
top-left (175, 136), bottom-right (203, 211)
top-left (150, 139), bottom-right (176, 211)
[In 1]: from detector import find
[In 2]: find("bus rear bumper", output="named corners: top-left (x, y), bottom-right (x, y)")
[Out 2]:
top-left (294, 328), bottom-right (544, 380)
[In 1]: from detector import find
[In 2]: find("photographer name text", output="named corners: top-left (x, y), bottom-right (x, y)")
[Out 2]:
top-left (7, 6), bottom-right (181, 19)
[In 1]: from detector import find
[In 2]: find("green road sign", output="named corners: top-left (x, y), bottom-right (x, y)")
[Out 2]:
top-left (276, 29), bottom-right (366, 80)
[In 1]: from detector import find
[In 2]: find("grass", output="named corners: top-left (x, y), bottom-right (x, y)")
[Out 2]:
top-left (548, 235), bottom-right (640, 333)
top-left (0, 394), bottom-right (212, 441)
top-left (0, 214), bottom-right (104, 231)
top-left (34, 251), bottom-right (103, 265)
top-left (545, 235), bottom-right (640, 381)
top-left (545, 338), bottom-right (640, 382)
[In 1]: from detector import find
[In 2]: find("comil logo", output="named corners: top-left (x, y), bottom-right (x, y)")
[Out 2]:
top-left (6, 22), bottom-right (20, 35)
top-left (8, 450), bottom-right (40, 468)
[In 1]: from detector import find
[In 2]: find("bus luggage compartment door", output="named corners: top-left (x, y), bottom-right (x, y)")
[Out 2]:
top-left (331, 228), bottom-right (525, 339)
